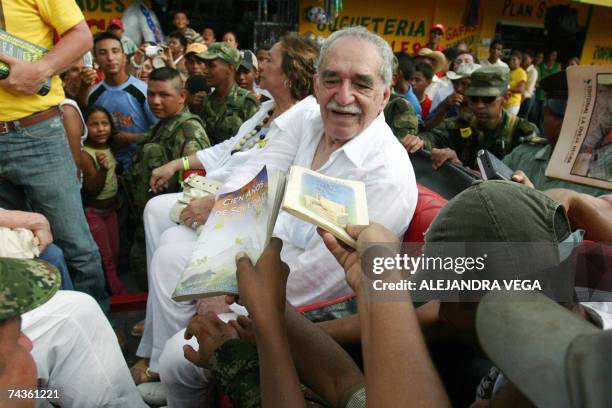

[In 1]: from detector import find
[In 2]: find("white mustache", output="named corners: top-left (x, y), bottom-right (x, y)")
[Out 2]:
top-left (327, 101), bottom-right (362, 114)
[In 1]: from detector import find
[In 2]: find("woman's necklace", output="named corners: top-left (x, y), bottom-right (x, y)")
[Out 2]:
top-left (230, 108), bottom-right (275, 154)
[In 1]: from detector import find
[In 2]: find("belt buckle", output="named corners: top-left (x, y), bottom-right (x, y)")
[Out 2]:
top-left (0, 122), bottom-right (10, 134)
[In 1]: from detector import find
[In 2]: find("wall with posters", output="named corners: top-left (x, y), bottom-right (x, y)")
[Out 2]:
top-left (299, 0), bottom-right (606, 63)
top-left (77, 0), bottom-right (141, 33)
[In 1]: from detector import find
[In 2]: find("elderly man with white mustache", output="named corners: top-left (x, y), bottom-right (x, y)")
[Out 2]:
top-left (138, 26), bottom-right (418, 407)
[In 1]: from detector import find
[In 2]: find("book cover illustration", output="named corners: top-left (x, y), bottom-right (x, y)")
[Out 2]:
top-left (282, 166), bottom-right (369, 248)
top-left (0, 29), bottom-right (51, 96)
top-left (173, 166), bottom-right (272, 300)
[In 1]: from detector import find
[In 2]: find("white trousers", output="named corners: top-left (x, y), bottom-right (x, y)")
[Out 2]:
top-left (144, 193), bottom-right (181, 271)
top-left (158, 329), bottom-right (214, 408)
top-left (137, 240), bottom-right (197, 372)
top-left (22, 291), bottom-right (146, 408)
top-left (158, 309), bottom-right (249, 408)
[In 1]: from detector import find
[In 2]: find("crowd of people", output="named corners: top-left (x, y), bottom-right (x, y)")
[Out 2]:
top-left (0, 2), bottom-right (611, 408)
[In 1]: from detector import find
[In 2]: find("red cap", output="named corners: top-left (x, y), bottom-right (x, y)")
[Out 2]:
top-left (431, 23), bottom-right (445, 34)
top-left (109, 18), bottom-right (124, 30)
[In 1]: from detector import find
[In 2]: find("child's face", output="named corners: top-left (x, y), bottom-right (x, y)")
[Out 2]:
top-left (409, 71), bottom-right (430, 97)
top-left (87, 111), bottom-right (112, 144)
top-left (223, 32), bottom-right (238, 48)
top-left (509, 56), bottom-right (521, 69)
top-left (173, 13), bottom-right (188, 29)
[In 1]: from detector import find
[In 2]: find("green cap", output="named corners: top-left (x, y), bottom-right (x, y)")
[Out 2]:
top-left (465, 65), bottom-right (509, 97)
top-left (195, 42), bottom-right (242, 67)
top-left (0, 257), bottom-right (60, 321)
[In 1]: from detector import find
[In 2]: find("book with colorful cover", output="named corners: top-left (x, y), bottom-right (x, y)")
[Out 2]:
top-left (0, 29), bottom-right (51, 96)
top-left (172, 166), bottom-right (285, 301)
top-left (282, 166), bottom-right (369, 248)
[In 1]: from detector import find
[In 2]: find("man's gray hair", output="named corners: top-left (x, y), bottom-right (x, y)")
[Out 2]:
top-left (316, 26), bottom-right (394, 87)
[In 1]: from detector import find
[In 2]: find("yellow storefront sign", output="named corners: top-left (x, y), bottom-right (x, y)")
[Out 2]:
top-left (78, 0), bottom-right (145, 34)
top-left (298, 0), bottom-right (608, 65)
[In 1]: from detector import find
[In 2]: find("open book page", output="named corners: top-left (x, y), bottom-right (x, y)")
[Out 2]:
top-left (281, 166), bottom-right (369, 248)
top-left (546, 65), bottom-right (612, 190)
top-left (172, 166), bottom-right (283, 301)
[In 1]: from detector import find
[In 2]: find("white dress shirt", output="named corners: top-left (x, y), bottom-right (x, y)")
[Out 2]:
top-left (221, 98), bottom-right (418, 306)
top-left (523, 64), bottom-right (538, 99)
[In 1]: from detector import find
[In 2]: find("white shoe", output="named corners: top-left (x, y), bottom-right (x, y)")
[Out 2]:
top-left (137, 382), bottom-right (167, 406)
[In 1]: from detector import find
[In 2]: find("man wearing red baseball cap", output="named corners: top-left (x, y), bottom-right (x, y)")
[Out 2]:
top-left (426, 23), bottom-right (445, 52)
top-left (107, 17), bottom-right (138, 55)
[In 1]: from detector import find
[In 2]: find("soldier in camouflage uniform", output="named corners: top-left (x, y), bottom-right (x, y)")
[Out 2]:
top-left (384, 55), bottom-right (420, 138)
top-left (195, 43), bottom-right (260, 145)
top-left (0, 257), bottom-right (59, 398)
top-left (0, 258), bottom-right (148, 406)
top-left (420, 66), bottom-right (539, 169)
top-left (129, 67), bottom-right (210, 279)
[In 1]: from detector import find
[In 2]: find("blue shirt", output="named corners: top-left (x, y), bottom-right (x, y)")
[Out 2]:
top-left (402, 85), bottom-right (422, 117)
top-left (88, 76), bottom-right (158, 172)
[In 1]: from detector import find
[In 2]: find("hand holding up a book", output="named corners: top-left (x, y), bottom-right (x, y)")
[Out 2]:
top-left (0, 52), bottom-right (52, 96)
top-left (320, 223), bottom-right (399, 292)
top-left (235, 238), bottom-right (289, 320)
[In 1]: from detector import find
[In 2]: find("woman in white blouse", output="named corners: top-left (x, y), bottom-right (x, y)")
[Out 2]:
top-left (130, 33), bottom-right (321, 383)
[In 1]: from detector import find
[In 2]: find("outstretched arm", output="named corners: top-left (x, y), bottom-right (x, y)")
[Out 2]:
top-left (545, 188), bottom-right (612, 242)
top-left (321, 224), bottom-right (451, 407)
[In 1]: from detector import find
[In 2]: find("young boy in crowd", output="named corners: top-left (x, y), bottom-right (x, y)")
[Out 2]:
top-left (172, 11), bottom-right (203, 44)
top-left (411, 62), bottom-right (434, 120)
top-left (504, 51), bottom-right (527, 116)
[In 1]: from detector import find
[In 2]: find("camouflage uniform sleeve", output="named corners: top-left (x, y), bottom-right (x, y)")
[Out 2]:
top-left (391, 98), bottom-right (419, 139)
top-left (208, 339), bottom-right (261, 408)
top-left (419, 118), bottom-right (454, 150)
top-left (242, 94), bottom-right (261, 122)
top-left (175, 119), bottom-right (211, 158)
top-left (510, 117), bottom-right (540, 151)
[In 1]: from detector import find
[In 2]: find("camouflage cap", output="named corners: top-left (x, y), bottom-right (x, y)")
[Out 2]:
top-left (465, 65), bottom-right (510, 97)
top-left (0, 258), bottom-right (60, 321)
top-left (196, 42), bottom-right (241, 67)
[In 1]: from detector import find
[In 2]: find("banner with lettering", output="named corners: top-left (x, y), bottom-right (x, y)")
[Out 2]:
top-left (77, 0), bottom-right (148, 34)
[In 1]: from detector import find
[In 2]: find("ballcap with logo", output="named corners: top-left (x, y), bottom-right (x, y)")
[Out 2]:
top-left (238, 50), bottom-right (258, 72)
top-left (477, 289), bottom-right (612, 408)
top-left (196, 42), bottom-right (242, 68)
top-left (465, 65), bottom-right (510, 97)
top-left (0, 257), bottom-right (60, 321)
top-left (446, 63), bottom-right (481, 81)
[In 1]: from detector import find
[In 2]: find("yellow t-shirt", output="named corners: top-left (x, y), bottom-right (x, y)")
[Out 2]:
top-left (504, 67), bottom-right (528, 109)
top-left (0, 0), bottom-right (85, 121)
